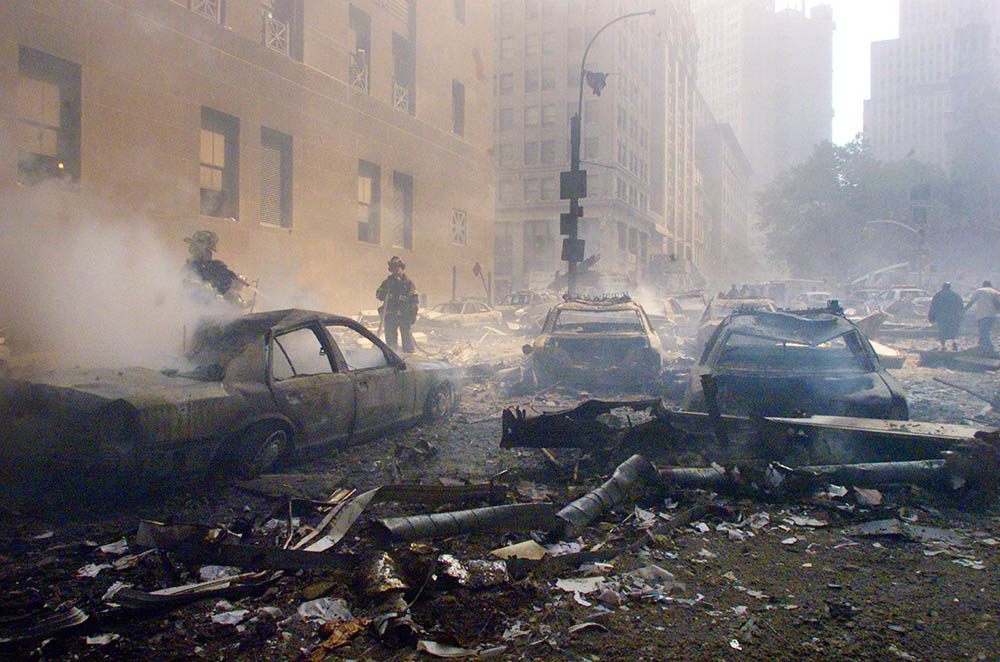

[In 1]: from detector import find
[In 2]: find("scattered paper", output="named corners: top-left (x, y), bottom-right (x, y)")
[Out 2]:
top-left (298, 597), bottom-right (353, 623)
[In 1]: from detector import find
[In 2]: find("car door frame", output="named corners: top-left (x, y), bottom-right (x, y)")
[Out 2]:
top-left (265, 321), bottom-right (355, 450)
top-left (319, 319), bottom-right (417, 440)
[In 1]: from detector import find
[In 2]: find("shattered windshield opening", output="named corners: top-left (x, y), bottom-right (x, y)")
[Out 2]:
top-left (718, 330), bottom-right (872, 372)
top-left (554, 309), bottom-right (644, 333)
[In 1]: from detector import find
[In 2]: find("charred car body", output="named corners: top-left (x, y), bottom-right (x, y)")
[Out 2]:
top-left (0, 310), bottom-right (460, 504)
top-left (683, 307), bottom-right (908, 419)
top-left (522, 296), bottom-right (663, 390)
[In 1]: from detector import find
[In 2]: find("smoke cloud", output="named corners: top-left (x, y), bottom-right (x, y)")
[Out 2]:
top-left (0, 184), bottom-right (234, 370)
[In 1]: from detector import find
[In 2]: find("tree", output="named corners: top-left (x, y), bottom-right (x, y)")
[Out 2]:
top-left (757, 137), bottom-right (953, 283)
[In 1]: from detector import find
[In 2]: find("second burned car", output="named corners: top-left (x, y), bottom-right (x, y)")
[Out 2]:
top-left (682, 306), bottom-right (908, 419)
top-left (521, 295), bottom-right (664, 391)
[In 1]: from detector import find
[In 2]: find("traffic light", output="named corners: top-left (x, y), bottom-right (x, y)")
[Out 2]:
top-left (585, 71), bottom-right (608, 97)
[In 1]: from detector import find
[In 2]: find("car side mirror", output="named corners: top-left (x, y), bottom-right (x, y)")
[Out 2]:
top-left (522, 344), bottom-right (533, 356)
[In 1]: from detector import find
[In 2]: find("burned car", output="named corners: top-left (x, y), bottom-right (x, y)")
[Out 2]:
top-left (522, 296), bottom-right (663, 390)
top-left (693, 295), bottom-right (778, 352)
top-left (0, 310), bottom-right (460, 503)
top-left (682, 308), bottom-right (908, 419)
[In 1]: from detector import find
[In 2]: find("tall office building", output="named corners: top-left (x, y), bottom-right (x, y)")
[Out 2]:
top-left (691, 0), bottom-right (833, 188)
top-left (494, 0), bottom-right (700, 296)
top-left (865, 0), bottom-right (1000, 167)
top-left (774, 4), bottom-right (834, 175)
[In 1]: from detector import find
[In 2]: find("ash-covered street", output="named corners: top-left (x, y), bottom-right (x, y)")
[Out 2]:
top-left (3, 327), bottom-right (1000, 662)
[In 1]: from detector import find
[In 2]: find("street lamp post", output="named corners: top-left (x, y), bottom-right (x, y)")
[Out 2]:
top-left (561, 9), bottom-right (655, 295)
top-left (865, 219), bottom-right (928, 287)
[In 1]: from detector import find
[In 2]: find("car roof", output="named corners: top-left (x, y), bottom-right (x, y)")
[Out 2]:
top-left (200, 309), bottom-right (356, 337)
top-left (723, 309), bottom-right (859, 346)
top-left (554, 299), bottom-right (643, 312)
top-left (187, 309), bottom-right (361, 366)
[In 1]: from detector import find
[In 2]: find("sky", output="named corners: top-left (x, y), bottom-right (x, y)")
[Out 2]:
top-left (778, 0), bottom-right (900, 144)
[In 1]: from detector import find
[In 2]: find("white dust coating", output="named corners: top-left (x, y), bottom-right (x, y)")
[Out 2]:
top-left (0, 184), bottom-right (232, 369)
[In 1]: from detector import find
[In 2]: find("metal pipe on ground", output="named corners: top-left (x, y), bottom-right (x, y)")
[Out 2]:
top-left (553, 454), bottom-right (661, 538)
top-left (377, 503), bottom-right (558, 541)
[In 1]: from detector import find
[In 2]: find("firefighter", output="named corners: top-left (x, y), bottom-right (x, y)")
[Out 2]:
top-left (376, 256), bottom-right (419, 353)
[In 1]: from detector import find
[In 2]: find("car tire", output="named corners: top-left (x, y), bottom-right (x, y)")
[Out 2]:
top-left (231, 422), bottom-right (292, 479)
top-left (424, 383), bottom-right (455, 420)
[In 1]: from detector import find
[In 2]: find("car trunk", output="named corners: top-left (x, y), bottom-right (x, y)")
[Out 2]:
top-left (710, 371), bottom-right (890, 418)
top-left (551, 334), bottom-right (649, 367)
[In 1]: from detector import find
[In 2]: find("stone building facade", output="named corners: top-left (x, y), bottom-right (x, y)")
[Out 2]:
top-left (1, 0), bottom-right (495, 313)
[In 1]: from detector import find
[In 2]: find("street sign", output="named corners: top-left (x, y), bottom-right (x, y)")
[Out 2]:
top-left (560, 211), bottom-right (582, 235)
top-left (561, 238), bottom-right (585, 263)
top-left (560, 170), bottom-right (587, 200)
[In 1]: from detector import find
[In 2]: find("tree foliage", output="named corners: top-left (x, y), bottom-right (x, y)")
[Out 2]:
top-left (757, 136), bottom-right (990, 283)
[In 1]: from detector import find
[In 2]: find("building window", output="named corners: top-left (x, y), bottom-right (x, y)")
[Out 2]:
top-left (584, 136), bottom-right (598, 159)
top-left (454, 0), bottom-right (465, 23)
top-left (541, 66), bottom-right (556, 90)
top-left (541, 104), bottom-right (556, 127)
top-left (585, 99), bottom-right (598, 123)
top-left (451, 209), bottom-right (467, 245)
top-left (260, 127), bottom-right (292, 228)
top-left (15, 47), bottom-right (81, 185)
top-left (617, 222), bottom-right (627, 250)
top-left (499, 108), bottom-right (514, 131)
top-left (542, 31), bottom-right (557, 55)
top-left (524, 69), bottom-right (539, 92)
top-left (540, 140), bottom-right (555, 164)
top-left (393, 33), bottom-right (415, 114)
top-left (525, 33), bottom-right (539, 57)
top-left (500, 37), bottom-right (514, 59)
top-left (200, 107), bottom-right (239, 218)
top-left (499, 142), bottom-right (517, 165)
top-left (358, 160), bottom-right (380, 243)
top-left (390, 171), bottom-right (413, 249)
top-left (525, 0), bottom-right (539, 19)
top-left (524, 141), bottom-right (538, 164)
top-left (523, 177), bottom-right (539, 200)
top-left (540, 177), bottom-right (556, 200)
top-left (349, 5), bottom-right (371, 93)
top-left (524, 105), bottom-right (539, 127)
top-left (499, 73), bottom-right (513, 95)
top-left (500, 175), bottom-right (517, 203)
top-left (452, 80), bottom-right (465, 135)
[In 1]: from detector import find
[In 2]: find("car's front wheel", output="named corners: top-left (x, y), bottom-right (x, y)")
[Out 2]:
top-left (424, 383), bottom-right (456, 420)
top-left (231, 422), bottom-right (292, 478)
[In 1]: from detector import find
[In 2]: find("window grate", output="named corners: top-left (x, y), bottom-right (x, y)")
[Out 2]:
top-left (263, 14), bottom-right (289, 55)
top-left (451, 209), bottom-right (467, 245)
top-left (190, 0), bottom-right (222, 23)
top-left (393, 81), bottom-right (410, 112)
top-left (350, 50), bottom-right (369, 93)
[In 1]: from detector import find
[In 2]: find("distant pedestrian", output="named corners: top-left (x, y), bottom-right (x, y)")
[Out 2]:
top-left (965, 280), bottom-right (1000, 355)
top-left (928, 282), bottom-right (964, 350)
top-left (376, 256), bottom-right (419, 353)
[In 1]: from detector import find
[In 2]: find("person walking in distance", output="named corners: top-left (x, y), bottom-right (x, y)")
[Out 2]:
top-left (928, 282), bottom-right (964, 351)
top-left (965, 280), bottom-right (1000, 355)
top-left (376, 256), bottom-right (418, 353)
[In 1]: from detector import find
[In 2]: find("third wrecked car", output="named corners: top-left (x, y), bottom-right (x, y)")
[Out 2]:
top-left (522, 295), bottom-right (663, 390)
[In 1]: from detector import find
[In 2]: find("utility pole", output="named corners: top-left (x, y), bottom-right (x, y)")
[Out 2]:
top-left (561, 9), bottom-right (655, 295)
